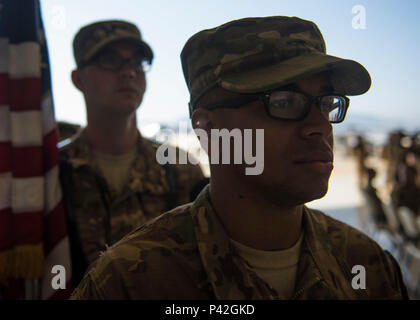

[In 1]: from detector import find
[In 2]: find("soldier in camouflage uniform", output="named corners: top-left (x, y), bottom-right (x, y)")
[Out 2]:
top-left (71, 16), bottom-right (408, 299)
top-left (61, 20), bottom-right (204, 286)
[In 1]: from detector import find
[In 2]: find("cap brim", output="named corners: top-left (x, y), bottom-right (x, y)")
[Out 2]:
top-left (84, 35), bottom-right (154, 63)
top-left (219, 53), bottom-right (371, 96)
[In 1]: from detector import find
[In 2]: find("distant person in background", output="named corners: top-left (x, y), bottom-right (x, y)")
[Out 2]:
top-left (391, 152), bottom-right (420, 216)
top-left (361, 168), bottom-right (388, 226)
top-left (383, 131), bottom-right (405, 194)
top-left (71, 16), bottom-right (408, 300)
top-left (413, 133), bottom-right (420, 186)
top-left (353, 135), bottom-right (369, 189)
top-left (60, 20), bottom-right (205, 287)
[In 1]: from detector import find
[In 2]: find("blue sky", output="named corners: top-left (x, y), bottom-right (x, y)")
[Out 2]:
top-left (40, 0), bottom-right (420, 131)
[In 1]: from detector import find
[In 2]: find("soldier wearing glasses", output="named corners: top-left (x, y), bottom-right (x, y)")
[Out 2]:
top-left (60, 20), bottom-right (204, 286)
top-left (71, 16), bottom-right (408, 299)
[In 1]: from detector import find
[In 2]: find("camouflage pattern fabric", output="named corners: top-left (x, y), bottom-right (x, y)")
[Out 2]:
top-left (70, 185), bottom-right (407, 300)
top-left (60, 130), bottom-right (204, 265)
top-left (73, 20), bottom-right (153, 68)
top-left (181, 16), bottom-right (371, 114)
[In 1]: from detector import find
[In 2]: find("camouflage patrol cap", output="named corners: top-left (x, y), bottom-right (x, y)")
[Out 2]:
top-left (73, 20), bottom-right (153, 68)
top-left (181, 16), bottom-right (371, 114)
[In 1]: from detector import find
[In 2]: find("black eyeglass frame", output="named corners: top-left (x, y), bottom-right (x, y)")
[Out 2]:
top-left (79, 51), bottom-right (152, 72)
top-left (199, 89), bottom-right (350, 124)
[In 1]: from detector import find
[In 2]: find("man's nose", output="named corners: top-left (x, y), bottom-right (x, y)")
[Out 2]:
top-left (120, 60), bottom-right (141, 77)
top-left (299, 103), bottom-right (333, 139)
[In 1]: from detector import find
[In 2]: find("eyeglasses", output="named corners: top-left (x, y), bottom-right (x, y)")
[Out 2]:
top-left (83, 51), bottom-right (151, 72)
top-left (201, 89), bottom-right (350, 123)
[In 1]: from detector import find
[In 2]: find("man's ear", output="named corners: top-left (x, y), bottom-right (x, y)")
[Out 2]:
top-left (71, 69), bottom-right (84, 92)
top-left (191, 108), bottom-right (212, 131)
top-left (191, 108), bottom-right (213, 155)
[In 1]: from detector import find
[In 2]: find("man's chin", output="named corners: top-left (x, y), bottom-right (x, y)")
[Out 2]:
top-left (303, 188), bottom-right (329, 204)
top-left (106, 102), bottom-right (140, 115)
top-left (264, 181), bottom-right (329, 206)
top-left (299, 179), bottom-right (330, 202)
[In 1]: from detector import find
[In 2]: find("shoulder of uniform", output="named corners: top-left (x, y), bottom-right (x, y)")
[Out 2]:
top-left (307, 207), bottom-right (381, 252)
top-left (143, 139), bottom-right (186, 159)
top-left (305, 207), bottom-right (394, 272)
top-left (140, 136), bottom-right (188, 156)
top-left (142, 137), bottom-right (205, 177)
top-left (79, 203), bottom-right (198, 298)
top-left (306, 207), bottom-right (404, 297)
top-left (98, 202), bottom-right (195, 263)
top-left (58, 128), bottom-right (84, 154)
top-left (127, 202), bottom-right (194, 239)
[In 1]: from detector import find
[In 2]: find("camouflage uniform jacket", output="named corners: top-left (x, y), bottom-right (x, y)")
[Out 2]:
top-left (71, 185), bottom-right (407, 300)
top-left (59, 130), bottom-right (204, 267)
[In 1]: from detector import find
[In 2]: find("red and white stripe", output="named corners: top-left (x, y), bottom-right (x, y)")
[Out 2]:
top-left (0, 38), bottom-right (72, 299)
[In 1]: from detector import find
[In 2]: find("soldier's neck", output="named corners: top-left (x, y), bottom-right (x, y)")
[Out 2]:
top-left (209, 174), bottom-right (303, 251)
top-left (86, 112), bottom-right (138, 155)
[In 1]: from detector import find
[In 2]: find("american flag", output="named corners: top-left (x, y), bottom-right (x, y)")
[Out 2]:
top-left (0, 0), bottom-right (72, 299)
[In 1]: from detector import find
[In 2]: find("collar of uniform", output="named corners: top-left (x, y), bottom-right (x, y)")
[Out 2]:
top-left (191, 185), bottom-right (285, 299)
top-left (64, 129), bottom-right (144, 168)
top-left (63, 129), bottom-right (169, 196)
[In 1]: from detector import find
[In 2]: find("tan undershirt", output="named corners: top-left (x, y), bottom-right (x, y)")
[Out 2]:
top-left (93, 148), bottom-right (137, 195)
top-left (230, 232), bottom-right (303, 299)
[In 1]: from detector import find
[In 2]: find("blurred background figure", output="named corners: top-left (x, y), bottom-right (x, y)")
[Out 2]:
top-left (352, 134), bottom-right (369, 189)
top-left (391, 151), bottom-right (420, 217)
top-left (354, 130), bottom-right (420, 299)
top-left (382, 131), bottom-right (406, 195)
top-left (361, 168), bottom-right (388, 227)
